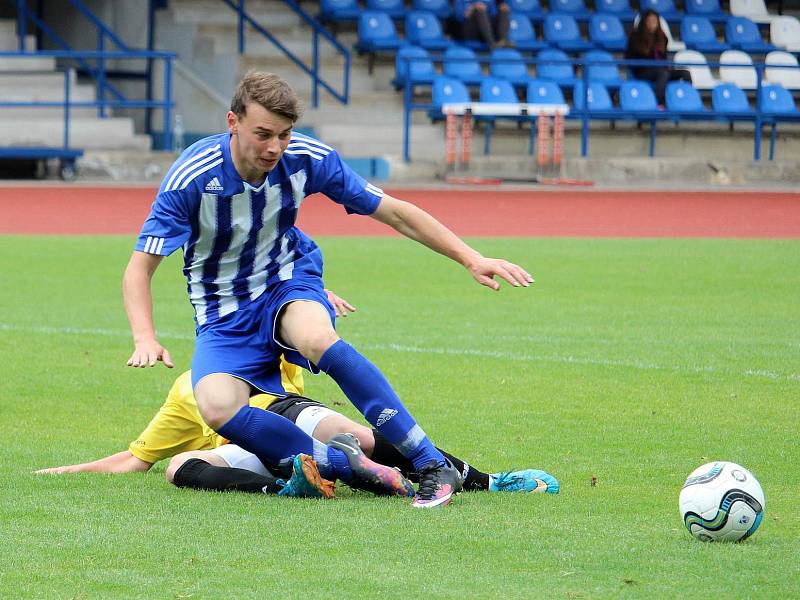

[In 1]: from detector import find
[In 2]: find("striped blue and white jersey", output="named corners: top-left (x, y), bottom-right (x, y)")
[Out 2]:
top-left (135, 131), bottom-right (384, 327)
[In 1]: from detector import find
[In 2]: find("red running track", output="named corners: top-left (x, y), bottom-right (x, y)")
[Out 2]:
top-left (1, 185), bottom-right (798, 238)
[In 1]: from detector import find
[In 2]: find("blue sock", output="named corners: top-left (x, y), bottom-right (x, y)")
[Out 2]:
top-left (317, 339), bottom-right (445, 471)
top-left (217, 405), bottom-right (352, 479)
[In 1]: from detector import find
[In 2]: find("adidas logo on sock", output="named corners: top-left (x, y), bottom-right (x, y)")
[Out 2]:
top-left (204, 176), bottom-right (223, 192)
top-left (376, 408), bottom-right (398, 427)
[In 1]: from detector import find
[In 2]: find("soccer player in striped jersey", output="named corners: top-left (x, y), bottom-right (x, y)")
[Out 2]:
top-left (123, 72), bottom-right (534, 508)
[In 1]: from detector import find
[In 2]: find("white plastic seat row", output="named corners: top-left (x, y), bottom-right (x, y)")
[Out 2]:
top-left (674, 50), bottom-right (800, 91)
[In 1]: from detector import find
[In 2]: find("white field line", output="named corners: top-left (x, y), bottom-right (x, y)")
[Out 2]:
top-left (1, 322), bottom-right (798, 383)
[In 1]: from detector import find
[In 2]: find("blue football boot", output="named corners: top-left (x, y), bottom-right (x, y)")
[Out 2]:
top-left (489, 469), bottom-right (560, 494)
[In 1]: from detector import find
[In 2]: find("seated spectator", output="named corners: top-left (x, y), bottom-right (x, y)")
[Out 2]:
top-left (626, 9), bottom-right (691, 105)
top-left (455, 0), bottom-right (512, 49)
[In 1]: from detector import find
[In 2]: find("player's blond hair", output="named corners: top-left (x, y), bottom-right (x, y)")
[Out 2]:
top-left (230, 71), bottom-right (302, 123)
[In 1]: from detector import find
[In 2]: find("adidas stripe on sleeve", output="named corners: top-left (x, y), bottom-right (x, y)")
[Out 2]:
top-left (135, 189), bottom-right (192, 256)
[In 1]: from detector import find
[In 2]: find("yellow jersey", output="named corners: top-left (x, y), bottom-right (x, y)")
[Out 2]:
top-left (128, 359), bottom-right (304, 464)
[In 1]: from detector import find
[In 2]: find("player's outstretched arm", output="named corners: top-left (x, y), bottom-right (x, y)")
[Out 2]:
top-left (123, 251), bottom-right (173, 368)
top-left (370, 195), bottom-right (534, 291)
top-left (35, 450), bottom-right (153, 474)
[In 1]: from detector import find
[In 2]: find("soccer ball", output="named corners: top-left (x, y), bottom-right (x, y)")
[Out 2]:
top-left (678, 461), bottom-right (765, 542)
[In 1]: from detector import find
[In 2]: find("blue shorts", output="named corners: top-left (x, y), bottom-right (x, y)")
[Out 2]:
top-left (191, 276), bottom-right (335, 396)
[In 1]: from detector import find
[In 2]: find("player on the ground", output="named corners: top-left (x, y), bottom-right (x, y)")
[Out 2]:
top-left (123, 71), bottom-right (534, 508)
top-left (36, 369), bottom-right (560, 497)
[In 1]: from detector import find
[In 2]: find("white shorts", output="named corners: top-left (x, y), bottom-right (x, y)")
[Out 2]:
top-left (209, 404), bottom-right (339, 475)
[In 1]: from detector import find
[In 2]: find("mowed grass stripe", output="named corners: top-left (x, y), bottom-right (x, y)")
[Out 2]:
top-left (0, 236), bottom-right (798, 598)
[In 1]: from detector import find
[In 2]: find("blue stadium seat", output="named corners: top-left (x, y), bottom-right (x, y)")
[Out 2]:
top-left (726, 17), bottom-right (777, 53)
top-left (536, 48), bottom-right (578, 87)
top-left (406, 11), bottom-right (453, 51)
top-left (320, 0), bottom-right (361, 23)
top-left (357, 11), bottom-right (403, 51)
top-left (711, 82), bottom-right (754, 117)
top-left (589, 14), bottom-right (627, 52)
top-left (509, 13), bottom-right (549, 51)
top-left (639, 0), bottom-right (682, 22)
top-left (490, 48), bottom-right (531, 87)
top-left (412, 0), bottom-right (453, 19)
top-left (573, 80), bottom-right (615, 111)
top-left (549, 0), bottom-right (593, 22)
top-left (527, 79), bottom-right (567, 104)
top-left (366, 0), bottom-right (406, 19)
top-left (665, 80), bottom-right (709, 115)
top-left (595, 0), bottom-right (635, 22)
top-left (443, 46), bottom-right (485, 85)
top-left (506, 0), bottom-right (545, 21)
top-left (429, 76), bottom-right (471, 120)
top-left (619, 80), bottom-right (660, 112)
top-left (685, 0), bottom-right (728, 24)
top-left (479, 77), bottom-right (524, 154)
top-left (394, 45), bottom-right (438, 90)
top-left (760, 83), bottom-right (799, 116)
top-left (681, 16), bottom-right (731, 53)
top-left (544, 14), bottom-right (594, 52)
top-left (583, 49), bottom-right (625, 88)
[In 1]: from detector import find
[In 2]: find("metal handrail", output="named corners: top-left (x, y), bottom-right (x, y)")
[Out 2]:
top-left (219, 0), bottom-right (350, 107)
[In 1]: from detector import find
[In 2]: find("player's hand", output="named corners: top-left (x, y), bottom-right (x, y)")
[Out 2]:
top-left (35, 466), bottom-right (72, 475)
top-left (127, 339), bottom-right (174, 368)
top-left (326, 289), bottom-right (357, 317)
top-left (466, 257), bottom-right (534, 291)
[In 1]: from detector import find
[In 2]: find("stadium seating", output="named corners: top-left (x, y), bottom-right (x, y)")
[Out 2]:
top-left (620, 80), bottom-right (662, 113)
top-left (726, 17), bottom-right (776, 53)
top-left (711, 82), bottom-right (754, 118)
top-left (429, 76), bottom-right (471, 120)
top-left (506, 0), bottom-right (545, 21)
top-left (665, 80), bottom-right (710, 116)
top-left (479, 77), bottom-right (524, 154)
top-left (489, 48), bottom-right (531, 87)
top-left (589, 14), bottom-right (627, 52)
top-left (639, 0), bottom-right (683, 22)
top-left (320, 0), bottom-right (361, 23)
top-left (393, 45), bottom-right (438, 90)
top-left (406, 11), bottom-right (453, 51)
top-left (770, 16), bottom-right (800, 52)
top-left (760, 83), bottom-right (799, 116)
top-left (719, 49), bottom-right (758, 89)
top-left (594, 0), bottom-right (635, 23)
top-left (673, 49), bottom-right (722, 89)
top-left (412, 0), bottom-right (453, 19)
top-left (583, 49), bottom-right (625, 89)
top-left (549, 0), bottom-right (593, 22)
top-left (730, 0), bottom-right (781, 25)
top-left (572, 80), bottom-right (615, 111)
top-left (443, 46), bottom-right (485, 85)
top-left (366, 0), bottom-right (406, 19)
top-left (508, 13), bottom-right (549, 51)
top-left (544, 14), bottom-right (594, 52)
top-left (682, 16), bottom-right (731, 53)
top-left (536, 48), bottom-right (578, 88)
top-left (765, 51), bottom-right (800, 90)
top-left (685, 0), bottom-right (728, 24)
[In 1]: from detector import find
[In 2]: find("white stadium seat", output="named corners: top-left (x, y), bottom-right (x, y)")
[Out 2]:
top-left (674, 50), bottom-right (721, 89)
top-left (765, 51), bottom-right (800, 90)
top-left (730, 0), bottom-right (781, 24)
top-left (770, 16), bottom-right (800, 52)
top-left (719, 50), bottom-right (758, 89)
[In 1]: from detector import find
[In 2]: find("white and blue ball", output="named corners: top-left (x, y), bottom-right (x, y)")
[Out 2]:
top-left (678, 461), bottom-right (765, 542)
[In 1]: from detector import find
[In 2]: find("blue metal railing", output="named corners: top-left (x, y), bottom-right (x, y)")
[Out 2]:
top-left (402, 55), bottom-right (800, 163)
top-left (219, 0), bottom-right (350, 107)
top-left (1, 51), bottom-right (176, 151)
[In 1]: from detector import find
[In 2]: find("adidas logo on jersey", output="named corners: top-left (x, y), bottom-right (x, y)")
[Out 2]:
top-left (376, 408), bottom-right (398, 427)
top-left (204, 176), bottom-right (223, 192)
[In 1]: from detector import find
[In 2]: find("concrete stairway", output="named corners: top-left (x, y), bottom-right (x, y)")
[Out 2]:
top-left (0, 19), bottom-right (151, 151)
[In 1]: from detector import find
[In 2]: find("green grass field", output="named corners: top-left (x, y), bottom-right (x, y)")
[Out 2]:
top-left (1, 235), bottom-right (798, 599)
